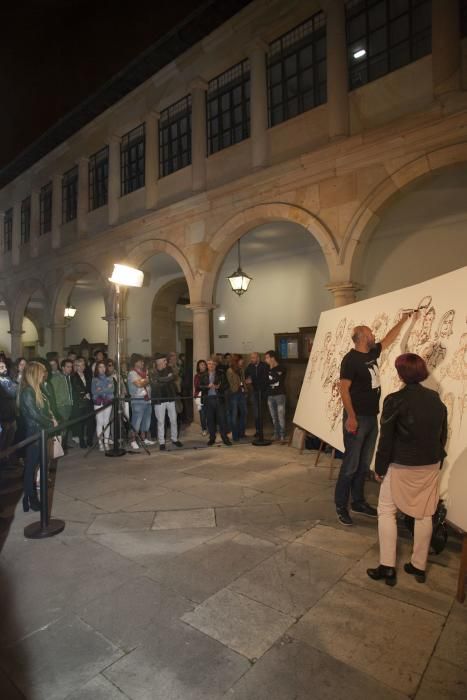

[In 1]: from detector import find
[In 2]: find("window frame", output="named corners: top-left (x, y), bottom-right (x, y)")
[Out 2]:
top-left (120, 124), bottom-right (146, 196)
top-left (3, 208), bottom-right (13, 253)
top-left (206, 59), bottom-right (251, 156)
top-left (267, 11), bottom-right (327, 128)
top-left (21, 196), bottom-right (31, 245)
top-left (40, 182), bottom-right (52, 235)
top-left (88, 146), bottom-right (109, 211)
top-left (62, 166), bottom-right (78, 224)
top-left (159, 96), bottom-right (192, 178)
top-left (346, 0), bottom-right (432, 91)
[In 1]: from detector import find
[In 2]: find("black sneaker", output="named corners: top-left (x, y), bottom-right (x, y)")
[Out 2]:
top-left (159, 444), bottom-right (166, 451)
top-left (351, 502), bottom-right (377, 518)
top-left (173, 441), bottom-right (183, 448)
top-left (336, 507), bottom-right (353, 526)
top-left (207, 439), bottom-right (215, 446)
top-left (222, 438), bottom-right (233, 446)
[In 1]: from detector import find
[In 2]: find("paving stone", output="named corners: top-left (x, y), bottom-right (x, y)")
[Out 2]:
top-left (230, 542), bottom-right (352, 617)
top-left (434, 600), bottom-right (467, 670)
top-left (295, 523), bottom-right (376, 559)
top-left (228, 636), bottom-right (407, 700)
top-left (343, 541), bottom-right (458, 616)
top-left (215, 504), bottom-right (286, 529)
top-left (104, 617), bottom-right (249, 700)
top-left (151, 508), bottom-right (216, 530)
top-left (125, 490), bottom-right (213, 512)
top-left (65, 675), bottom-right (131, 699)
top-left (0, 668), bottom-right (25, 699)
top-left (416, 657), bottom-right (467, 699)
top-left (182, 588), bottom-right (294, 660)
top-left (87, 512), bottom-right (155, 535)
top-left (291, 580), bottom-right (444, 696)
top-left (278, 498), bottom-right (339, 523)
top-left (234, 521), bottom-right (317, 545)
top-left (0, 614), bottom-right (124, 700)
top-left (78, 576), bottom-right (193, 650)
top-left (86, 486), bottom-right (169, 513)
top-left (149, 531), bottom-right (276, 603)
top-left (174, 481), bottom-right (260, 507)
top-left (47, 492), bottom-right (106, 524)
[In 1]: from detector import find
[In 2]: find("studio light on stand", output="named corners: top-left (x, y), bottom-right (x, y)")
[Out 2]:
top-left (107, 263), bottom-right (144, 457)
top-left (227, 240), bottom-right (252, 296)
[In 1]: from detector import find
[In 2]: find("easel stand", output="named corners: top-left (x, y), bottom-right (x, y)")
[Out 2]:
top-left (314, 441), bottom-right (337, 480)
top-left (288, 426), bottom-right (337, 480)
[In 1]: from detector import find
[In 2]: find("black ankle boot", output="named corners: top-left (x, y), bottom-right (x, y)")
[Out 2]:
top-left (29, 494), bottom-right (41, 512)
top-left (367, 564), bottom-right (397, 587)
top-left (22, 495), bottom-right (29, 512)
top-left (404, 562), bottom-right (426, 583)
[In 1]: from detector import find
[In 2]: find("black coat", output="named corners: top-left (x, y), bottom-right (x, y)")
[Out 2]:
top-left (0, 375), bottom-right (17, 422)
top-left (71, 372), bottom-right (92, 409)
top-left (19, 386), bottom-right (54, 436)
top-left (245, 361), bottom-right (269, 392)
top-left (375, 384), bottom-right (448, 477)
top-left (199, 370), bottom-right (229, 403)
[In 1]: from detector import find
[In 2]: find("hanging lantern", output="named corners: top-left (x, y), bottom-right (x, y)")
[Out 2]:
top-left (227, 240), bottom-right (252, 296)
top-left (64, 301), bottom-right (77, 319)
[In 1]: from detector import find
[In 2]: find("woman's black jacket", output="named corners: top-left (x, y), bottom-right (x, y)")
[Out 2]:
top-left (19, 386), bottom-right (54, 436)
top-left (375, 384), bottom-right (448, 477)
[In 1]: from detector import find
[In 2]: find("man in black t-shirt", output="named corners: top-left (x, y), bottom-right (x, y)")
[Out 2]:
top-left (335, 314), bottom-right (412, 526)
top-left (265, 350), bottom-right (287, 443)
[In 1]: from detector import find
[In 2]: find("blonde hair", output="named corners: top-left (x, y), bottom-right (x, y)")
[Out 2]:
top-left (23, 361), bottom-right (47, 407)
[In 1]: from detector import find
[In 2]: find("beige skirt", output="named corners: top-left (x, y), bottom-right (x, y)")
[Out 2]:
top-left (389, 462), bottom-right (440, 519)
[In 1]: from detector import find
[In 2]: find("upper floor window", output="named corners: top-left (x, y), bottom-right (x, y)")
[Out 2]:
top-left (21, 196), bottom-right (31, 245)
top-left (461, 0), bottom-right (467, 37)
top-left (121, 124), bottom-right (145, 195)
top-left (3, 208), bottom-right (13, 253)
top-left (89, 146), bottom-right (109, 210)
top-left (159, 96), bottom-right (192, 177)
top-left (267, 12), bottom-right (327, 128)
top-left (40, 182), bottom-right (52, 235)
top-left (346, 0), bottom-right (432, 90)
top-left (207, 60), bottom-right (250, 155)
top-left (62, 166), bottom-right (78, 223)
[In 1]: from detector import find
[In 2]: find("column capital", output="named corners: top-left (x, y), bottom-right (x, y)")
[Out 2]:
top-left (146, 108), bottom-right (160, 121)
top-left (326, 281), bottom-right (362, 307)
top-left (190, 76), bottom-right (208, 91)
top-left (8, 329), bottom-right (25, 337)
top-left (49, 322), bottom-right (67, 331)
top-left (247, 37), bottom-right (268, 54)
top-left (186, 303), bottom-right (216, 313)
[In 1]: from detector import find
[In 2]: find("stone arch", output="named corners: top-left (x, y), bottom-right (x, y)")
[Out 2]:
top-left (123, 238), bottom-right (195, 299)
top-left (198, 203), bottom-right (339, 303)
top-left (340, 142), bottom-right (467, 283)
top-left (51, 262), bottom-right (111, 326)
top-left (11, 278), bottom-right (50, 332)
top-left (151, 277), bottom-right (190, 354)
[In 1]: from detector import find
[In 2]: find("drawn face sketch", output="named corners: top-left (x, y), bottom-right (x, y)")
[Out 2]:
top-left (334, 318), bottom-right (346, 347)
top-left (372, 312), bottom-right (389, 342)
top-left (418, 306), bottom-right (436, 345)
top-left (323, 358), bottom-right (338, 390)
top-left (437, 310), bottom-right (455, 340)
top-left (446, 333), bottom-right (467, 381)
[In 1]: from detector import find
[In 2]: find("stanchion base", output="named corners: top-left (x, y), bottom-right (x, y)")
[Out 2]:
top-left (252, 438), bottom-right (272, 447)
top-left (105, 448), bottom-right (126, 458)
top-left (24, 519), bottom-right (65, 539)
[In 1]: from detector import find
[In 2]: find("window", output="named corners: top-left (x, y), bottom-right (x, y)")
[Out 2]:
top-left (121, 124), bottom-right (145, 195)
top-left (40, 182), bottom-right (52, 235)
top-left (89, 146), bottom-right (109, 210)
top-left (346, 0), bottom-right (432, 90)
top-left (3, 208), bottom-right (13, 252)
top-left (461, 0), bottom-right (467, 38)
top-left (62, 166), bottom-right (78, 223)
top-left (267, 12), bottom-right (327, 128)
top-left (21, 196), bottom-right (31, 245)
top-left (159, 96), bottom-right (192, 177)
top-left (207, 60), bottom-right (250, 155)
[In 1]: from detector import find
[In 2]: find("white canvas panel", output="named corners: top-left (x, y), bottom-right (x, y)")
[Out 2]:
top-left (294, 266), bottom-right (467, 533)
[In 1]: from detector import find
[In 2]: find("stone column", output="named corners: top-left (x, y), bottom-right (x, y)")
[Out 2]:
top-left (30, 188), bottom-right (40, 258)
top-left (190, 78), bottom-right (208, 193)
top-left (50, 323), bottom-right (67, 357)
top-left (432, 0), bottom-right (461, 98)
top-left (326, 281), bottom-right (361, 307)
top-left (0, 211), bottom-right (4, 271)
top-left (9, 329), bottom-right (24, 359)
top-left (324, 0), bottom-right (350, 140)
top-left (108, 136), bottom-right (120, 226)
top-left (186, 303), bottom-right (213, 366)
top-left (145, 111), bottom-right (160, 210)
top-left (51, 173), bottom-right (62, 249)
top-left (77, 157), bottom-right (89, 238)
top-left (104, 315), bottom-right (117, 361)
top-left (12, 201), bottom-right (21, 266)
top-left (249, 39), bottom-right (269, 169)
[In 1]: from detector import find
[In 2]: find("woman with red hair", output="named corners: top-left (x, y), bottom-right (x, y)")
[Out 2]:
top-left (367, 353), bottom-right (447, 587)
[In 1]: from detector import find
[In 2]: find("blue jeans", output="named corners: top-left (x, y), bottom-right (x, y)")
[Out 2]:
top-left (267, 394), bottom-right (286, 439)
top-left (334, 413), bottom-right (378, 509)
top-left (230, 392), bottom-right (247, 441)
top-left (130, 400), bottom-right (152, 433)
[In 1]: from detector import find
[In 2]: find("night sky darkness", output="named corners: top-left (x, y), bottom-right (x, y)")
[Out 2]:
top-left (0, 0), bottom-right (200, 171)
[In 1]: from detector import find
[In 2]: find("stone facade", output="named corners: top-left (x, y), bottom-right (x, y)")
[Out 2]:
top-left (0, 0), bottom-right (466, 361)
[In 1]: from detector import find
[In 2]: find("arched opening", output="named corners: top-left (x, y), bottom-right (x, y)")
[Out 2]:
top-left (12, 284), bottom-right (49, 359)
top-left (0, 296), bottom-right (12, 355)
top-left (63, 280), bottom-right (108, 358)
top-left (359, 163), bottom-right (467, 299)
top-left (126, 252), bottom-right (192, 361)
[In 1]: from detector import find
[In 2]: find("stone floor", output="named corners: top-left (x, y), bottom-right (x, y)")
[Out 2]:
top-left (0, 429), bottom-right (465, 700)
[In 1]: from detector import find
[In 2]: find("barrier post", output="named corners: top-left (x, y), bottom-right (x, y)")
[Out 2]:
top-left (106, 396), bottom-right (126, 457)
top-left (252, 389), bottom-right (271, 447)
top-left (24, 429), bottom-right (65, 539)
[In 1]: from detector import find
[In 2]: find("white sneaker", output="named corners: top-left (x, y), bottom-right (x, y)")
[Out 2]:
top-left (99, 444), bottom-right (105, 452)
top-left (201, 430), bottom-right (207, 437)
top-left (144, 439), bottom-right (156, 446)
top-left (130, 441), bottom-right (139, 450)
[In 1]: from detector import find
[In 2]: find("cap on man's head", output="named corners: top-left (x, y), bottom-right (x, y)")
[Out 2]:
top-left (155, 353), bottom-right (167, 361)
